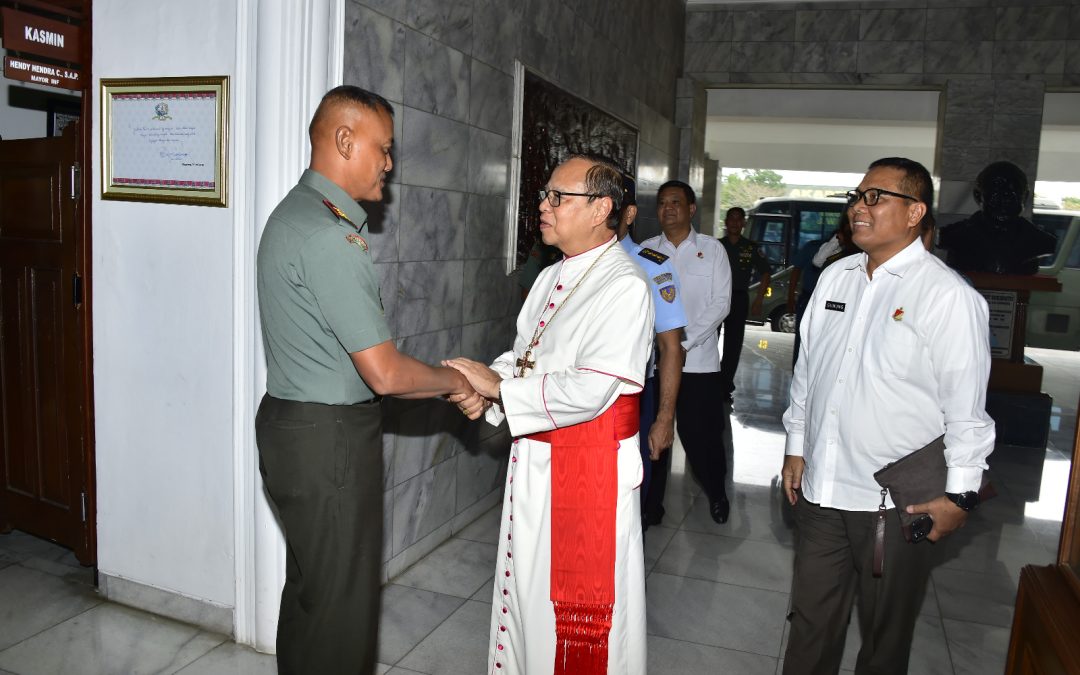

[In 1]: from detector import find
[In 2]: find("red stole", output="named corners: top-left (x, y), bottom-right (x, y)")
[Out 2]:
top-left (526, 394), bottom-right (640, 674)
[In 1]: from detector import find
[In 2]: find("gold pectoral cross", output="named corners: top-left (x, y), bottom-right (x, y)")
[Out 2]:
top-left (515, 350), bottom-right (535, 377)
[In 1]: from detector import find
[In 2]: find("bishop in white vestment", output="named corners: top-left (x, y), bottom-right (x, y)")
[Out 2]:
top-left (446, 156), bottom-right (654, 675)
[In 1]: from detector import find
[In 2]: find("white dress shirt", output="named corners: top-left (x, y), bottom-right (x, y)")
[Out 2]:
top-left (783, 238), bottom-right (995, 511)
top-left (640, 228), bottom-right (731, 373)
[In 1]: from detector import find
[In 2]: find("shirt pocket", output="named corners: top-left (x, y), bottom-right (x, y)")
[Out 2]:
top-left (873, 323), bottom-right (919, 380)
top-left (682, 255), bottom-right (714, 302)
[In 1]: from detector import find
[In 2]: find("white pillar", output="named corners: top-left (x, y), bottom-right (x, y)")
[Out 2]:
top-left (232, 0), bottom-right (343, 652)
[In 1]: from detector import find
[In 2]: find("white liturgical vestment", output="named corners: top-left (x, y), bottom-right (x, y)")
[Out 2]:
top-left (483, 236), bottom-right (654, 675)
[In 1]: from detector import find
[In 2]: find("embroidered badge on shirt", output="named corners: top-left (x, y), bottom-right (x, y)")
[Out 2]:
top-left (825, 301), bottom-right (846, 312)
top-left (637, 247), bottom-right (669, 265)
top-left (892, 307), bottom-right (904, 322)
top-left (653, 272), bottom-right (673, 284)
top-left (659, 285), bottom-right (677, 303)
top-left (323, 198), bottom-right (357, 229)
top-left (346, 233), bottom-right (368, 252)
top-left (696, 251), bottom-right (704, 258)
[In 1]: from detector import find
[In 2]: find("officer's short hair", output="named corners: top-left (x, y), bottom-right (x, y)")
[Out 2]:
top-left (309, 86), bottom-right (394, 140)
top-left (726, 207), bottom-right (746, 219)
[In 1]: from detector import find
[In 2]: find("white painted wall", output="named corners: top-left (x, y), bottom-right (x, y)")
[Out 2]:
top-left (92, 0), bottom-right (240, 608)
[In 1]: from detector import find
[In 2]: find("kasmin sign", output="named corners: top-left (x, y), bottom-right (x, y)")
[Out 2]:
top-left (1, 7), bottom-right (80, 64)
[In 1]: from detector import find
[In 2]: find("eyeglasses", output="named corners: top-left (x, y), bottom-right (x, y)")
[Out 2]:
top-left (538, 189), bottom-right (602, 207)
top-left (845, 187), bottom-right (919, 207)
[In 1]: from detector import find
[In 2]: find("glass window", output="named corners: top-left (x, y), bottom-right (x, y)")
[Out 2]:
top-left (755, 217), bottom-right (789, 270)
top-left (798, 208), bottom-right (844, 250)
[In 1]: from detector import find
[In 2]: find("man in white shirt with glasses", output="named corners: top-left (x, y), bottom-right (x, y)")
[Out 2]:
top-left (781, 157), bottom-right (995, 675)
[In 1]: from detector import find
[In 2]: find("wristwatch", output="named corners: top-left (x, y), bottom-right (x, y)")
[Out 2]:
top-left (945, 491), bottom-right (980, 511)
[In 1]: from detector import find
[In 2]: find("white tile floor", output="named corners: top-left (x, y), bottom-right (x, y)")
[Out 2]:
top-left (1, 327), bottom-right (1075, 674)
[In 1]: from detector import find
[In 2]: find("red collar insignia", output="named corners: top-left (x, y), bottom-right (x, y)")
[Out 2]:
top-left (323, 199), bottom-right (357, 229)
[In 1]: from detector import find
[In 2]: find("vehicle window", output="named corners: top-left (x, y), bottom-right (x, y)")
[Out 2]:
top-left (1031, 213), bottom-right (1080, 269)
top-left (756, 217), bottom-right (789, 270)
top-left (798, 209), bottom-right (844, 250)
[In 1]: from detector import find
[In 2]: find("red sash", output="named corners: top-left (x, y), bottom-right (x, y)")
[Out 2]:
top-left (526, 394), bottom-right (640, 675)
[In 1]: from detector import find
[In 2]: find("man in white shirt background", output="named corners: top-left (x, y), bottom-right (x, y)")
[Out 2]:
top-left (641, 181), bottom-right (734, 525)
top-left (780, 157), bottom-right (995, 675)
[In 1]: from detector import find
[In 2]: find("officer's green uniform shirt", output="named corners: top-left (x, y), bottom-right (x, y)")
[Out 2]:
top-left (720, 235), bottom-right (771, 292)
top-left (258, 169), bottom-right (392, 404)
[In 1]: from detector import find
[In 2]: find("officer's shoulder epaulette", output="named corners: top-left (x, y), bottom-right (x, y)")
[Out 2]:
top-left (637, 247), bottom-right (669, 265)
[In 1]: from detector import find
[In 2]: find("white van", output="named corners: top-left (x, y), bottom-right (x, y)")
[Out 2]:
top-left (1030, 209), bottom-right (1080, 351)
top-left (745, 199), bottom-right (1080, 351)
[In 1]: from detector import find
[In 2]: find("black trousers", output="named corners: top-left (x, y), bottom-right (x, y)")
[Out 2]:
top-left (719, 290), bottom-right (749, 395)
top-left (645, 371), bottom-right (728, 519)
top-left (255, 394), bottom-right (384, 675)
top-left (783, 497), bottom-right (935, 675)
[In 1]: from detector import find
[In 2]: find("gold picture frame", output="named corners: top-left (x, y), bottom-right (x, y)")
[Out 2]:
top-left (101, 76), bottom-right (228, 207)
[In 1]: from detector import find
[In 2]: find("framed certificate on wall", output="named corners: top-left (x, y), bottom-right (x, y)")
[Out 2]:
top-left (101, 75), bottom-right (228, 207)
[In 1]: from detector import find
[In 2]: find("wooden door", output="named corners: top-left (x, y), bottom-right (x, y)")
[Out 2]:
top-left (0, 126), bottom-right (91, 564)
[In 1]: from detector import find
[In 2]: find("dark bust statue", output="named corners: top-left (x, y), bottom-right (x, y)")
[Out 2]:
top-left (939, 161), bottom-right (1057, 275)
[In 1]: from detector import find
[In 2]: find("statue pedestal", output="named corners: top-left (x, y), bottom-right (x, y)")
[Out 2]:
top-left (965, 273), bottom-right (1062, 392)
top-left (965, 273), bottom-right (1062, 448)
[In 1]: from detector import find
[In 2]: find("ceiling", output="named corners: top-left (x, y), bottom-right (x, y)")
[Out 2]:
top-left (705, 89), bottom-right (1080, 183)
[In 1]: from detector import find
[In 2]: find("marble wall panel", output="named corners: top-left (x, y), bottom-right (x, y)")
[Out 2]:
top-left (991, 114), bottom-right (1044, 151)
top-left (1067, 41), bottom-right (1080, 80)
top-left (456, 436), bottom-right (510, 511)
top-left (994, 5), bottom-right (1069, 41)
top-left (465, 193), bottom-right (508, 260)
top-left (469, 59), bottom-right (514, 137)
top-left (467, 128), bottom-right (510, 197)
top-left (461, 318), bottom-right (518, 363)
top-left (464, 258), bottom-right (516, 324)
top-left (399, 186), bottom-right (467, 262)
top-left (994, 80), bottom-right (1046, 116)
top-left (685, 42), bottom-right (732, 74)
top-left (993, 41), bottom-right (1066, 74)
top-left (393, 260), bottom-right (464, 337)
top-left (344, 2), bottom-right (406, 103)
top-left (391, 460), bottom-right (458, 554)
top-left (729, 71), bottom-right (795, 85)
top-left (926, 7), bottom-right (996, 42)
top-left (403, 30), bottom-right (470, 123)
top-left (924, 41), bottom-right (993, 74)
top-left (791, 72), bottom-right (862, 86)
top-left (686, 10), bottom-right (732, 42)
top-left (471, 0), bottom-right (521, 73)
top-left (940, 144), bottom-right (992, 180)
top-left (944, 79), bottom-right (996, 116)
top-left (360, 0), bottom-right (406, 23)
top-left (859, 8), bottom-right (926, 42)
top-left (792, 42), bottom-right (857, 73)
top-left (399, 107), bottom-right (470, 191)
top-left (363, 192), bottom-right (400, 263)
top-left (405, 0), bottom-right (472, 52)
top-left (856, 41), bottom-right (925, 74)
top-left (732, 42), bottom-right (794, 74)
top-left (942, 113), bottom-right (993, 148)
top-left (796, 9), bottom-right (859, 42)
top-left (389, 396), bottom-right (467, 486)
top-left (731, 10), bottom-right (795, 43)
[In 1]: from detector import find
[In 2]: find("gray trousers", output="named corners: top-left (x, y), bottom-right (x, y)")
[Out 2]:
top-left (782, 496), bottom-right (935, 675)
top-left (256, 394), bottom-right (383, 675)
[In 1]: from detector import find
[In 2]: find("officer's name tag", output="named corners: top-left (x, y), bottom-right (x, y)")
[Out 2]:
top-left (825, 301), bottom-right (846, 312)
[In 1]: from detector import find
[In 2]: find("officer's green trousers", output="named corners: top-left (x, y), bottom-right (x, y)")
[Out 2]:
top-left (256, 394), bottom-right (383, 675)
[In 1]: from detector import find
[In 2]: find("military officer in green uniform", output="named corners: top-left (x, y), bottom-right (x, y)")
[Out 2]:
top-left (256, 85), bottom-right (484, 675)
top-left (718, 206), bottom-right (771, 403)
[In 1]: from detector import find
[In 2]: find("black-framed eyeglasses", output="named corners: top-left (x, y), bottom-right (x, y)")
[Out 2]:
top-left (845, 187), bottom-right (919, 207)
top-left (539, 189), bottom-right (602, 207)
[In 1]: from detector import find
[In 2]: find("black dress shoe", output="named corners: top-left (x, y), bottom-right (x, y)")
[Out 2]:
top-left (710, 497), bottom-right (730, 524)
